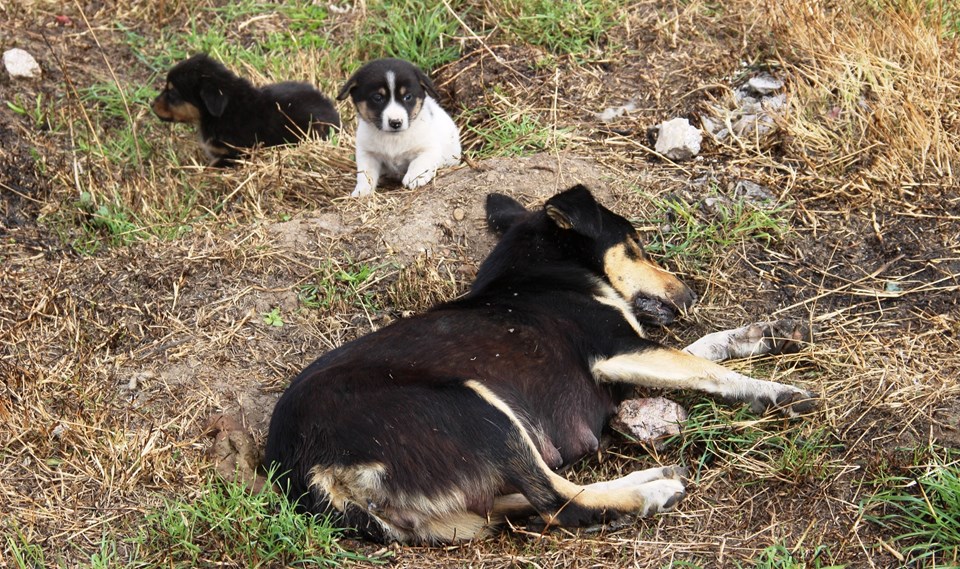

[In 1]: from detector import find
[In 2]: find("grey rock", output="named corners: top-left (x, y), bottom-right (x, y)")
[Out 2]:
top-left (610, 397), bottom-right (688, 449)
top-left (655, 117), bottom-right (702, 161)
top-left (734, 179), bottom-right (776, 203)
top-left (747, 74), bottom-right (783, 95)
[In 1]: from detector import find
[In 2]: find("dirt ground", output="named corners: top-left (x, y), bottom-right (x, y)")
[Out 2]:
top-left (1, 1), bottom-right (959, 567)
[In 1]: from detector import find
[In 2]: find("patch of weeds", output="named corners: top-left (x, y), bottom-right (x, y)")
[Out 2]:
top-left (6, 532), bottom-right (47, 569)
top-left (354, 0), bottom-right (464, 70)
top-left (6, 93), bottom-right (54, 131)
top-left (77, 81), bottom-right (155, 167)
top-left (644, 194), bottom-right (791, 262)
top-left (299, 259), bottom-right (383, 313)
top-left (672, 401), bottom-right (841, 483)
top-left (862, 446), bottom-right (960, 566)
top-left (133, 470), bottom-right (376, 568)
top-left (263, 307), bottom-right (285, 327)
top-left (463, 107), bottom-right (570, 158)
top-left (126, 2), bottom-right (332, 74)
top-left (742, 542), bottom-right (845, 568)
top-left (487, 0), bottom-right (624, 56)
top-left (86, 534), bottom-right (119, 568)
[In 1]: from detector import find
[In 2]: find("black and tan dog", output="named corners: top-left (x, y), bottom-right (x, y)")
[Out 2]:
top-left (152, 54), bottom-right (340, 166)
top-left (265, 185), bottom-right (816, 543)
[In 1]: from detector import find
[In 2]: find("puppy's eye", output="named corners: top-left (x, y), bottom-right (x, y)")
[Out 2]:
top-left (371, 93), bottom-right (385, 104)
top-left (402, 93), bottom-right (413, 102)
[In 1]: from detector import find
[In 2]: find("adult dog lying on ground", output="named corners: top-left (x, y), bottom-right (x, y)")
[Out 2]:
top-left (265, 185), bottom-right (817, 543)
top-left (152, 54), bottom-right (340, 166)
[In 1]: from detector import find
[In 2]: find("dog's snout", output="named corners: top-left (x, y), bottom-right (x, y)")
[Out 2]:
top-left (675, 285), bottom-right (698, 313)
top-left (388, 118), bottom-right (403, 130)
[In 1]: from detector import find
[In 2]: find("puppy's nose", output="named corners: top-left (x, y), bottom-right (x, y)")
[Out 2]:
top-left (388, 118), bottom-right (403, 130)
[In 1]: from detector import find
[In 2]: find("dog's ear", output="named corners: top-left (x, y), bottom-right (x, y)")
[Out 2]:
top-left (336, 76), bottom-right (357, 102)
top-left (545, 185), bottom-right (602, 239)
top-left (415, 67), bottom-right (441, 101)
top-left (200, 83), bottom-right (229, 117)
top-left (486, 194), bottom-right (528, 234)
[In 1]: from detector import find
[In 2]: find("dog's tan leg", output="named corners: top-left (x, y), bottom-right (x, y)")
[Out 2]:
top-left (591, 347), bottom-right (817, 417)
top-left (683, 319), bottom-right (811, 362)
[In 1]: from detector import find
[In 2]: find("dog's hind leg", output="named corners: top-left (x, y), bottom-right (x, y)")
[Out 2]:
top-left (466, 381), bottom-right (686, 530)
top-left (591, 347), bottom-right (817, 417)
top-left (683, 319), bottom-right (811, 362)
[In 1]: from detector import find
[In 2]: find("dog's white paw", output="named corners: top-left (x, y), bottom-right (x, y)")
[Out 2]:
top-left (748, 385), bottom-right (819, 418)
top-left (403, 168), bottom-right (436, 189)
top-left (635, 478), bottom-right (687, 516)
top-left (352, 181), bottom-right (375, 198)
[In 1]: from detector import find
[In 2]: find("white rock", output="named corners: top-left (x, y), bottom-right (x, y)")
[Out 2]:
top-left (747, 74), bottom-right (783, 95)
top-left (3, 48), bottom-right (42, 79)
top-left (655, 117), bottom-right (702, 161)
top-left (597, 100), bottom-right (637, 122)
top-left (610, 397), bottom-right (688, 449)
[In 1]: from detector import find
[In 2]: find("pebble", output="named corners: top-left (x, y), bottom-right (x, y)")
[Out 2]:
top-left (655, 117), bottom-right (702, 161)
top-left (453, 208), bottom-right (465, 221)
top-left (3, 48), bottom-right (42, 79)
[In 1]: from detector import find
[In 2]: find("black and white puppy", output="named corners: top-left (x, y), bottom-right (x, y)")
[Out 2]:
top-left (337, 58), bottom-right (461, 197)
top-left (152, 54), bottom-right (340, 166)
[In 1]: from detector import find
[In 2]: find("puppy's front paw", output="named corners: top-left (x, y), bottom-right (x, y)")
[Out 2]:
top-left (352, 181), bottom-right (375, 198)
top-left (403, 168), bottom-right (436, 189)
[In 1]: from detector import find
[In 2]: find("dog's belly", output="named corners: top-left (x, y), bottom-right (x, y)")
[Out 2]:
top-left (291, 307), bottom-right (619, 469)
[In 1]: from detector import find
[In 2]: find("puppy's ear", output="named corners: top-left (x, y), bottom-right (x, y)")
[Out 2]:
top-left (545, 185), bottom-right (602, 239)
top-left (415, 68), bottom-right (441, 101)
top-left (486, 193), bottom-right (528, 234)
top-left (200, 83), bottom-right (229, 117)
top-left (336, 77), bottom-right (357, 101)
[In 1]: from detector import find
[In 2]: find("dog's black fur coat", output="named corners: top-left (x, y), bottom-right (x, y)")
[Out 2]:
top-left (265, 185), bottom-right (709, 543)
top-left (152, 54), bottom-right (340, 166)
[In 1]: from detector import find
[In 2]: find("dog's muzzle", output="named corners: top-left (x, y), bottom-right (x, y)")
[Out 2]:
top-left (632, 286), bottom-right (697, 326)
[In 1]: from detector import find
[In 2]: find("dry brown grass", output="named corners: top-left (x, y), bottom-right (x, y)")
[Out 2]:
top-left (754, 0), bottom-right (959, 199)
top-left (1, 0), bottom-right (959, 567)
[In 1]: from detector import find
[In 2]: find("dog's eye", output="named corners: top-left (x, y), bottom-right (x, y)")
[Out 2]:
top-left (371, 93), bottom-right (384, 104)
top-left (402, 93), bottom-right (413, 102)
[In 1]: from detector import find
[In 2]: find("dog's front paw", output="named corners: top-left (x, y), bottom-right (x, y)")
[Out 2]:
top-left (748, 319), bottom-right (812, 356)
top-left (352, 181), bottom-right (375, 198)
top-left (403, 168), bottom-right (437, 189)
top-left (749, 386), bottom-right (819, 418)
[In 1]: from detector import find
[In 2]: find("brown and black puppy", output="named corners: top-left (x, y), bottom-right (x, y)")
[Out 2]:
top-left (152, 54), bottom-right (340, 166)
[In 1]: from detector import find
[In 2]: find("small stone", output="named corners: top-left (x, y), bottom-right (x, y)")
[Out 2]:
top-left (655, 118), bottom-right (702, 161)
top-left (453, 207), bottom-right (465, 221)
top-left (3, 48), bottom-right (42, 79)
top-left (762, 93), bottom-right (787, 112)
top-left (747, 74), bottom-right (783, 95)
top-left (610, 397), bottom-right (687, 449)
top-left (734, 180), bottom-right (776, 203)
top-left (597, 100), bottom-right (637, 122)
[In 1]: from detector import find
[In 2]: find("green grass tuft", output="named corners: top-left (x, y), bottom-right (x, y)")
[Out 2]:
top-left (863, 447), bottom-right (960, 566)
top-left (355, 0), bottom-right (464, 71)
top-left (673, 401), bottom-right (841, 483)
top-left (489, 0), bottom-right (624, 55)
top-left (644, 194), bottom-right (792, 262)
top-left (134, 470), bottom-right (377, 568)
